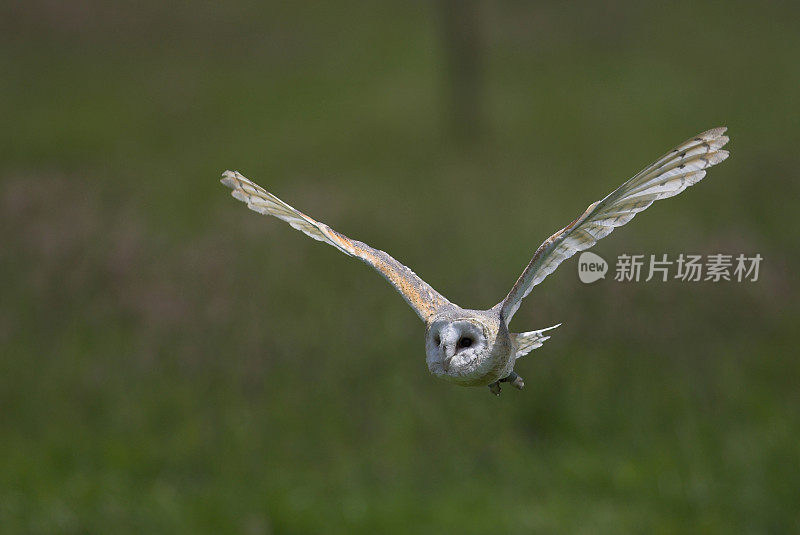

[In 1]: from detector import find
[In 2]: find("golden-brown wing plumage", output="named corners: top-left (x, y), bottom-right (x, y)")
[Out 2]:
top-left (221, 170), bottom-right (450, 321)
top-left (499, 127), bottom-right (730, 322)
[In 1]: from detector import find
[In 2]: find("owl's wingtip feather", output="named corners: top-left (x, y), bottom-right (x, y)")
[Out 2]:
top-left (701, 126), bottom-right (727, 139)
top-left (710, 150), bottom-right (730, 166)
top-left (220, 169), bottom-right (239, 188)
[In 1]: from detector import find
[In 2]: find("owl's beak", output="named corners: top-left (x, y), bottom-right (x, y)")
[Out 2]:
top-left (441, 344), bottom-right (456, 373)
top-left (442, 355), bottom-right (453, 373)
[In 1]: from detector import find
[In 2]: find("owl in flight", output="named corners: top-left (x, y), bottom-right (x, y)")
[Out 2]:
top-left (222, 127), bottom-right (729, 395)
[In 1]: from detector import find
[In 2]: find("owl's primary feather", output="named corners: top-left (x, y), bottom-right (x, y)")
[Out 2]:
top-left (221, 171), bottom-right (450, 321)
top-left (221, 127), bottom-right (730, 394)
top-left (498, 127), bottom-right (729, 323)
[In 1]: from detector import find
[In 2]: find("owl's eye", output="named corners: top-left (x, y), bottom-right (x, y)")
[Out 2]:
top-left (434, 334), bottom-right (441, 346)
top-left (457, 336), bottom-right (473, 349)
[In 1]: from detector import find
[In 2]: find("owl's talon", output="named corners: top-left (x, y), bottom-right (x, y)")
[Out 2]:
top-left (510, 373), bottom-right (525, 390)
top-left (499, 371), bottom-right (525, 390)
top-left (488, 382), bottom-right (502, 396)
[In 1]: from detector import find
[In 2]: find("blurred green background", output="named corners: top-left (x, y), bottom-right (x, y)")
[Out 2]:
top-left (2, 1), bottom-right (798, 533)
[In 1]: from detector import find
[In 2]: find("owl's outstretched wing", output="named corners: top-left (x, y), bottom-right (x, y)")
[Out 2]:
top-left (221, 170), bottom-right (451, 321)
top-left (498, 127), bottom-right (730, 323)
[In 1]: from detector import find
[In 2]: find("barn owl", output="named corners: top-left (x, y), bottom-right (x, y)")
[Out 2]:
top-left (221, 127), bottom-right (729, 395)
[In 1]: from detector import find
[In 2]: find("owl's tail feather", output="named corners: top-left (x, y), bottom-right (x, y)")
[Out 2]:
top-left (514, 324), bottom-right (561, 359)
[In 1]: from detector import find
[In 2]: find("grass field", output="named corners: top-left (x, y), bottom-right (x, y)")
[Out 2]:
top-left (2, 1), bottom-right (799, 532)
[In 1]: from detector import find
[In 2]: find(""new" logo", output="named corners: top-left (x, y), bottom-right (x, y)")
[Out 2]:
top-left (577, 251), bottom-right (608, 283)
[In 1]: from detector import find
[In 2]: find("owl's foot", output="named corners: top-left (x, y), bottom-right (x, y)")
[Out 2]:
top-left (503, 371), bottom-right (525, 390)
top-left (488, 372), bottom-right (525, 396)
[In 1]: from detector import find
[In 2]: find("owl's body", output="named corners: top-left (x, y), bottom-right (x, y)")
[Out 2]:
top-left (221, 127), bottom-right (730, 395)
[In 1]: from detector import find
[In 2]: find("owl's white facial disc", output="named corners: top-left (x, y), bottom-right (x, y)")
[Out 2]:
top-left (426, 319), bottom-right (488, 379)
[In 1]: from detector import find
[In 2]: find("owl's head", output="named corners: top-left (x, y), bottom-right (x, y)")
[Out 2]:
top-left (425, 318), bottom-right (490, 380)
